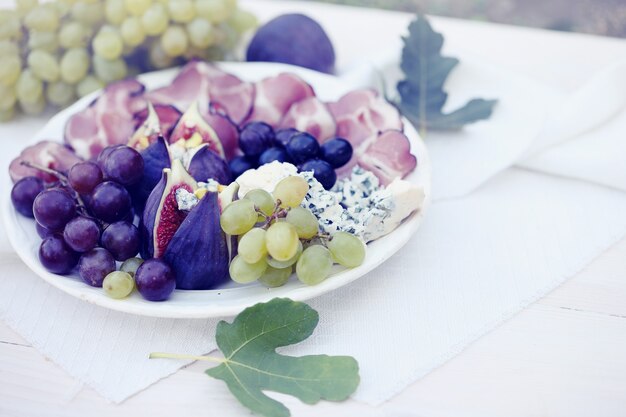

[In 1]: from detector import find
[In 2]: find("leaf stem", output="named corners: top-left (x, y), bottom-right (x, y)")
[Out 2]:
top-left (149, 352), bottom-right (225, 363)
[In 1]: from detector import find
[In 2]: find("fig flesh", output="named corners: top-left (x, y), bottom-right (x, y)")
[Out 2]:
top-left (164, 190), bottom-right (229, 290)
top-left (168, 101), bottom-right (226, 159)
top-left (140, 158), bottom-right (197, 259)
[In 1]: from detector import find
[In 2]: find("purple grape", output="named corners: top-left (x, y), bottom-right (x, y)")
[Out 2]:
top-left (68, 162), bottom-right (103, 194)
top-left (101, 221), bottom-right (140, 261)
top-left (239, 122), bottom-right (274, 157)
top-left (11, 176), bottom-right (44, 218)
top-left (103, 146), bottom-right (144, 186)
top-left (135, 259), bottom-right (176, 301)
top-left (97, 144), bottom-right (123, 169)
top-left (229, 155), bottom-right (256, 179)
top-left (33, 189), bottom-right (76, 231)
top-left (39, 235), bottom-right (79, 274)
top-left (274, 128), bottom-right (299, 147)
top-left (320, 137), bottom-right (353, 168)
top-left (63, 216), bottom-right (101, 253)
top-left (90, 181), bottom-right (131, 223)
top-left (78, 248), bottom-right (116, 287)
top-left (258, 147), bottom-right (291, 165)
top-left (36, 223), bottom-right (53, 238)
top-left (286, 132), bottom-right (320, 164)
top-left (300, 159), bottom-right (336, 189)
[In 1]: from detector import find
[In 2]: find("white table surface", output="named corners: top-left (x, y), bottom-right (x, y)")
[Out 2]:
top-left (2, 1), bottom-right (626, 416)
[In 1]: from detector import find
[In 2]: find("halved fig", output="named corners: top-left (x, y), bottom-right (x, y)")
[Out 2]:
top-left (168, 101), bottom-right (225, 158)
top-left (140, 158), bottom-right (197, 259)
top-left (129, 103), bottom-right (182, 150)
top-left (187, 144), bottom-right (231, 184)
top-left (164, 189), bottom-right (229, 290)
top-left (129, 136), bottom-right (172, 212)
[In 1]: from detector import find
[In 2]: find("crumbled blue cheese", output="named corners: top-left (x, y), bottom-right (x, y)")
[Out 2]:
top-left (175, 188), bottom-right (198, 211)
top-left (198, 179), bottom-right (220, 192)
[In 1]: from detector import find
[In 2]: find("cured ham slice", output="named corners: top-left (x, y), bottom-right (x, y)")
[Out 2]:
top-left (144, 61), bottom-right (254, 124)
top-left (9, 141), bottom-right (82, 183)
top-left (279, 97), bottom-right (336, 141)
top-left (245, 73), bottom-right (315, 126)
top-left (64, 79), bottom-right (145, 159)
top-left (204, 103), bottom-right (239, 160)
top-left (132, 104), bottom-right (182, 136)
top-left (357, 130), bottom-right (417, 185)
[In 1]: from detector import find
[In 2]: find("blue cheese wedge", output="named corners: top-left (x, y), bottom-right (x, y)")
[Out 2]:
top-left (235, 161), bottom-right (298, 198)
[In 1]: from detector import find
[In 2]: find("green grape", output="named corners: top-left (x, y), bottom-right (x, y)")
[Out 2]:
top-left (0, 55), bottom-right (21, 86)
top-left (148, 41), bottom-right (174, 69)
top-left (267, 240), bottom-right (302, 269)
top-left (93, 55), bottom-right (128, 82)
top-left (19, 95), bottom-right (46, 115)
top-left (46, 81), bottom-right (75, 106)
top-left (186, 17), bottom-right (216, 48)
top-left (273, 176), bottom-right (309, 208)
top-left (60, 48), bottom-right (89, 84)
top-left (286, 207), bottom-right (319, 239)
top-left (52, 1), bottom-right (71, 17)
top-left (0, 41), bottom-right (19, 56)
top-left (16, 0), bottom-right (39, 17)
top-left (71, 2), bottom-right (104, 26)
top-left (27, 50), bottom-right (60, 82)
top-left (0, 107), bottom-right (15, 121)
top-left (220, 199), bottom-right (257, 235)
top-left (168, 0), bottom-right (196, 23)
top-left (24, 6), bottom-right (59, 32)
top-left (244, 189), bottom-right (275, 217)
top-left (0, 84), bottom-right (17, 111)
top-left (141, 4), bottom-right (169, 36)
top-left (195, 0), bottom-right (231, 23)
top-left (161, 26), bottom-right (189, 57)
top-left (238, 228), bottom-right (267, 264)
top-left (27, 31), bottom-right (59, 53)
top-left (16, 69), bottom-right (43, 105)
top-left (327, 232), bottom-right (366, 268)
top-left (59, 21), bottom-right (89, 48)
top-left (105, 0), bottom-right (127, 25)
top-left (125, 0), bottom-right (152, 16)
top-left (265, 222), bottom-right (299, 262)
top-left (296, 245), bottom-right (333, 286)
top-left (228, 10), bottom-right (257, 33)
top-left (216, 22), bottom-right (238, 49)
top-left (93, 27), bottom-right (124, 60)
top-left (120, 17), bottom-right (146, 47)
top-left (120, 257), bottom-right (144, 277)
top-left (0, 11), bottom-right (22, 40)
top-left (259, 265), bottom-right (292, 288)
top-left (229, 255), bottom-right (267, 284)
top-left (77, 75), bottom-right (104, 97)
top-left (103, 271), bottom-right (135, 299)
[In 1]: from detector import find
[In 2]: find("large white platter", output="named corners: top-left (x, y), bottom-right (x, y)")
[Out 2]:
top-left (2, 62), bottom-right (431, 318)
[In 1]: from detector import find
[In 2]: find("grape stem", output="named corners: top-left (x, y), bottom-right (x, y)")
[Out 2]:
top-left (149, 352), bottom-right (225, 364)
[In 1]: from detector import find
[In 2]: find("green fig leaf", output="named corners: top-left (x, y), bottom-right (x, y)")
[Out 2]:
top-left (206, 298), bottom-right (360, 417)
top-left (395, 14), bottom-right (498, 136)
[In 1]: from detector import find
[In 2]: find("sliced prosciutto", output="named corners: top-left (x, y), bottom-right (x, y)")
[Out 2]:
top-left (9, 141), bottom-right (83, 184)
top-left (204, 103), bottom-right (239, 160)
top-left (65, 79), bottom-right (145, 160)
top-left (144, 61), bottom-right (254, 124)
top-left (245, 73), bottom-right (315, 127)
top-left (279, 97), bottom-right (336, 141)
top-left (357, 130), bottom-right (417, 185)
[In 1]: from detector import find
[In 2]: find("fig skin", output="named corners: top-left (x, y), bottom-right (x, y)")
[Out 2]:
top-left (164, 190), bottom-right (229, 290)
top-left (187, 144), bottom-right (232, 184)
top-left (246, 14), bottom-right (336, 74)
top-left (129, 136), bottom-right (171, 212)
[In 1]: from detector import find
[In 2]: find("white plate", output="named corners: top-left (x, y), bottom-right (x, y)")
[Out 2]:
top-left (2, 62), bottom-right (431, 318)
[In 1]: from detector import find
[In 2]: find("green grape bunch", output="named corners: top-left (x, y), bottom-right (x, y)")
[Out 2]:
top-left (0, 0), bottom-right (257, 121)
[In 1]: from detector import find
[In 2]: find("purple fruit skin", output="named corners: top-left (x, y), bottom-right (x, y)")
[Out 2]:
top-left (68, 162), bottom-right (103, 195)
top-left (36, 223), bottom-right (53, 238)
top-left (101, 221), bottom-right (140, 261)
top-left (246, 14), bottom-right (335, 74)
top-left (90, 181), bottom-right (132, 223)
top-left (129, 136), bottom-right (171, 212)
top-left (11, 176), bottom-right (44, 218)
top-left (39, 235), bottom-right (79, 274)
top-left (78, 248), bottom-right (116, 287)
top-left (187, 145), bottom-right (231, 184)
top-left (139, 170), bottom-right (167, 259)
top-left (63, 216), bottom-right (101, 253)
top-left (103, 146), bottom-right (145, 186)
top-left (164, 191), bottom-right (229, 290)
top-left (97, 145), bottom-right (123, 169)
top-left (135, 259), bottom-right (176, 301)
top-left (33, 189), bottom-right (76, 231)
